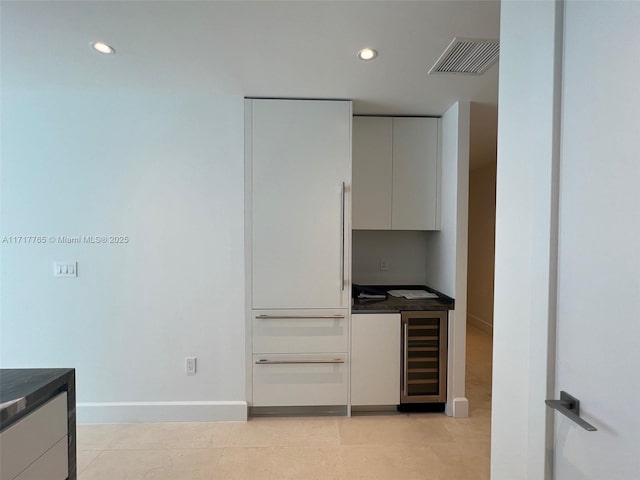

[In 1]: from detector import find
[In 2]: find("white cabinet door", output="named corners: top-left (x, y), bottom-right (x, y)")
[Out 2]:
top-left (352, 117), bottom-right (393, 230)
top-left (392, 118), bottom-right (439, 230)
top-left (249, 99), bottom-right (351, 309)
top-left (351, 313), bottom-right (401, 406)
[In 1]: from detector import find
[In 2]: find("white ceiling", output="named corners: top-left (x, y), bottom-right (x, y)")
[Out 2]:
top-left (1, 0), bottom-right (500, 117)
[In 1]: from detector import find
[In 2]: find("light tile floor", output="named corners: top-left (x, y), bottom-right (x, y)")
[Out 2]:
top-left (77, 326), bottom-right (492, 479)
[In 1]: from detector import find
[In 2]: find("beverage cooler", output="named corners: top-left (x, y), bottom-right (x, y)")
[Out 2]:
top-left (400, 311), bottom-right (448, 403)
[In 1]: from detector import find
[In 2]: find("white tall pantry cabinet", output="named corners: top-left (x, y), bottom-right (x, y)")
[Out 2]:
top-left (245, 99), bottom-right (352, 409)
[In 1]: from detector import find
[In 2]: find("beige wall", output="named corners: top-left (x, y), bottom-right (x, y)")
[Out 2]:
top-left (467, 162), bottom-right (497, 331)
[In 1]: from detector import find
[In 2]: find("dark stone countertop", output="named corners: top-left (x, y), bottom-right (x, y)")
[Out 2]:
top-left (351, 284), bottom-right (455, 313)
top-left (0, 368), bottom-right (75, 431)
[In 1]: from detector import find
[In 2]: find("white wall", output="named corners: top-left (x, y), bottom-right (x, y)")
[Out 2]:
top-left (491, 1), bottom-right (562, 478)
top-left (352, 230), bottom-right (429, 285)
top-left (425, 102), bottom-right (468, 299)
top-left (0, 90), bottom-right (247, 422)
top-left (466, 162), bottom-right (496, 331)
top-left (426, 101), bottom-right (470, 417)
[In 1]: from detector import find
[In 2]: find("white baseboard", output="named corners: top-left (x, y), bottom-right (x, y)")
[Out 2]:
top-left (445, 397), bottom-right (469, 418)
top-left (467, 313), bottom-right (493, 333)
top-left (77, 400), bottom-right (248, 424)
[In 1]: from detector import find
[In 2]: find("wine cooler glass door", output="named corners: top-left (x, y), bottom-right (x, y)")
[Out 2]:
top-left (401, 311), bottom-right (447, 403)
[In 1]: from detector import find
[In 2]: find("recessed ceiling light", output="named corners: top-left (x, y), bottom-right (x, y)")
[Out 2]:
top-left (357, 48), bottom-right (378, 61)
top-left (91, 41), bottom-right (115, 55)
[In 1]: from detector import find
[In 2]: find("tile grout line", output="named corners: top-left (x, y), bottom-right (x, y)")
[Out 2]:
top-left (77, 450), bottom-right (103, 476)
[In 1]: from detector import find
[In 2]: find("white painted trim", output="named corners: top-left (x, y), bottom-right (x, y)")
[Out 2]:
top-left (435, 118), bottom-right (442, 230)
top-left (442, 100), bottom-right (470, 419)
top-left (467, 313), bottom-right (493, 333)
top-left (454, 102), bottom-right (470, 420)
top-left (491, 1), bottom-right (563, 479)
top-left (444, 311), bottom-right (469, 418)
top-left (244, 99), bottom-right (254, 406)
top-left (77, 401), bottom-right (248, 424)
top-left (452, 397), bottom-right (469, 418)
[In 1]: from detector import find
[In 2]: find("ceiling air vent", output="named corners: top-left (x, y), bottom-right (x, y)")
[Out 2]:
top-left (428, 37), bottom-right (499, 75)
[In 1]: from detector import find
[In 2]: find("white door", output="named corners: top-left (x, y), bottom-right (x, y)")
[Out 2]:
top-left (250, 99), bottom-right (351, 309)
top-left (552, 2), bottom-right (640, 478)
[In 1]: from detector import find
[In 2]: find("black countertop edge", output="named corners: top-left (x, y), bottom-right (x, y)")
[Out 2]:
top-left (0, 368), bottom-right (77, 479)
top-left (351, 284), bottom-right (455, 312)
top-left (0, 368), bottom-right (74, 428)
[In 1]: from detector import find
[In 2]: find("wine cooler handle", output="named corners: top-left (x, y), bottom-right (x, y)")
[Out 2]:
top-left (403, 321), bottom-right (408, 395)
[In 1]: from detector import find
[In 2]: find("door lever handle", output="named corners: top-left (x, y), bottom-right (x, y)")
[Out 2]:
top-left (545, 391), bottom-right (597, 432)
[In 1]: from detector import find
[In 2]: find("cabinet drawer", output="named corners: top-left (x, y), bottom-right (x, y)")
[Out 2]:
top-left (14, 435), bottom-right (68, 480)
top-left (252, 310), bottom-right (348, 354)
top-left (252, 354), bottom-right (348, 406)
top-left (0, 392), bottom-right (68, 480)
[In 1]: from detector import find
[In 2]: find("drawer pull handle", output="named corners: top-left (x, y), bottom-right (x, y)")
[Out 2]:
top-left (255, 359), bottom-right (345, 365)
top-left (256, 315), bottom-right (345, 319)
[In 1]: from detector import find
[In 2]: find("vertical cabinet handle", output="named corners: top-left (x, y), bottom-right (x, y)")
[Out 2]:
top-left (340, 182), bottom-right (345, 291)
top-left (403, 321), bottom-right (408, 395)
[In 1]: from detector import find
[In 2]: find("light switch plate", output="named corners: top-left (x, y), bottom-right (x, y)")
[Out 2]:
top-left (53, 262), bottom-right (77, 277)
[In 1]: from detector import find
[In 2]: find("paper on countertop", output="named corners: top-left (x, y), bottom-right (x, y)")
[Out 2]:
top-left (387, 290), bottom-right (438, 300)
top-left (358, 293), bottom-right (387, 299)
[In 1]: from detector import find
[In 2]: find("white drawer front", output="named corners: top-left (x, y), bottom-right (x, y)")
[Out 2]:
top-left (252, 310), bottom-right (348, 354)
top-left (0, 392), bottom-right (68, 480)
top-left (14, 435), bottom-right (68, 480)
top-left (252, 354), bottom-right (348, 406)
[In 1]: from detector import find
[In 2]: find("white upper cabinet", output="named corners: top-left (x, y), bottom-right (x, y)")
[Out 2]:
top-left (392, 118), bottom-right (440, 230)
top-left (352, 117), bottom-right (393, 230)
top-left (248, 99), bottom-right (352, 310)
top-left (352, 116), bottom-right (440, 231)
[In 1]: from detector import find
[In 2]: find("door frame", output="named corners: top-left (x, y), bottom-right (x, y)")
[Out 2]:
top-left (491, 1), bottom-right (564, 479)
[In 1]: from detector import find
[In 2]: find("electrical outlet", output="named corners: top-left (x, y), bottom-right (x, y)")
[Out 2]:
top-left (185, 357), bottom-right (197, 375)
top-left (379, 257), bottom-right (389, 271)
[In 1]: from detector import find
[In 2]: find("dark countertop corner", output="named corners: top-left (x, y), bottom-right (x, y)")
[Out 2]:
top-left (0, 368), bottom-right (75, 431)
top-left (1, 368), bottom-right (77, 479)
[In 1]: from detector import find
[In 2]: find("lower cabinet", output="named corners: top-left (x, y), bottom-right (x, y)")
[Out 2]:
top-left (251, 309), bottom-right (349, 407)
top-left (13, 437), bottom-right (68, 480)
top-left (351, 313), bottom-right (401, 406)
top-left (0, 392), bottom-right (68, 480)
top-left (252, 354), bottom-right (348, 406)
top-left (252, 312), bottom-right (348, 354)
